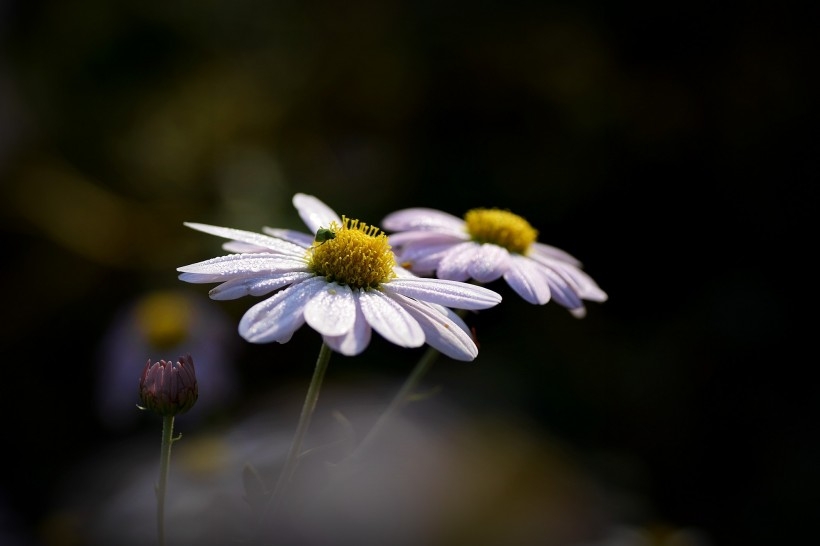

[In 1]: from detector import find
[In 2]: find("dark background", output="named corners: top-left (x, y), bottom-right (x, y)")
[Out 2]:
top-left (1, 1), bottom-right (815, 545)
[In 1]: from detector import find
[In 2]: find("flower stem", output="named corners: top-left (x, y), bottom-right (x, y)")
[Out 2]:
top-left (349, 344), bottom-right (441, 462)
top-left (263, 341), bottom-right (332, 519)
top-left (156, 415), bottom-right (175, 546)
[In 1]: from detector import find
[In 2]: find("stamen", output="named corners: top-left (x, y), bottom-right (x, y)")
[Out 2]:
top-left (308, 216), bottom-right (396, 289)
top-left (464, 208), bottom-right (538, 254)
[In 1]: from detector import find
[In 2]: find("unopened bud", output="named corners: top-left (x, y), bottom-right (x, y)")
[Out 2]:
top-left (138, 354), bottom-right (198, 417)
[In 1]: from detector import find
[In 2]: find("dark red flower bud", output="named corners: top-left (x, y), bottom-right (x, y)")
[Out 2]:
top-left (138, 354), bottom-right (198, 417)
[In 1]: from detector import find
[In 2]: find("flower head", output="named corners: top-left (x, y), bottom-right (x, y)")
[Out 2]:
top-left (177, 194), bottom-right (502, 361)
top-left (138, 354), bottom-right (199, 417)
top-left (381, 207), bottom-right (607, 317)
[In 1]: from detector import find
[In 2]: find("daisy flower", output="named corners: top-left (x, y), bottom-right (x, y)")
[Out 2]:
top-left (381, 207), bottom-right (607, 318)
top-left (177, 194), bottom-right (502, 361)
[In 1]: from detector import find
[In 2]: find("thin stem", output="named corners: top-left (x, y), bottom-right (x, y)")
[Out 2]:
top-left (349, 344), bottom-right (441, 462)
top-left (156, 415), bottom-right (175, 546)
top-left (262, 341), bottom-right (332, 519)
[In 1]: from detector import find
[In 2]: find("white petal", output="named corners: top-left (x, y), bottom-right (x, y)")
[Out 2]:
top-left (323, 303), bottom-right (371, 356)
top-left (426, 302), bottom-right (472, 335)
top-left (382, 208), bottom-right (466, 233)
top-left (304, 283), bottom-right (357, 336)
top-left (384, 277), bottom-right (502, 310)
top-left (541, 266), bottom-right (584, 309)
top-left (238, 277), bottom-right (325, 343)
top-left (177, 253), bottom-right (308, 283)
top-left (184, 222), bottom-right (305, 255)
top-left (222, 241), bottom-right (273, 253)
top-left (392, 296), bottom-right (478, 361)
top-left (209, 271), bottom-right (314, 300)
top-left (437, 242), bottom-right (481, 281)
top-left (538, 256), bottom-right (608, 302)
top-left (503, 255), bottom-right (551, 304)
top-left (358, 290), bottom-right (424, 348)
top-left (388, 231), bottom-right (466, 247)
top-left (529, 241), bottom-right (583, 267)
top-left (468, 244), bottom-right (510, 283)
top-left (393, 241), bottom-right (457, 274)
top-left (262, 227), bottom-right (315, 248)
top-left (293, 193), bottom-right (342, 234)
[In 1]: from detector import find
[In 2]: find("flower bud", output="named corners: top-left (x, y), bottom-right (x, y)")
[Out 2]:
top-left (138, 354), bottom-right (198, 417)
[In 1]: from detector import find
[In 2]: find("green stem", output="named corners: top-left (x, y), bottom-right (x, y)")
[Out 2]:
top-left (263, 341), bottom-right (332, 519)
top-left (156, 415), bottom-right (175, 546)
top-left (349, 344), bottom-right (441, 462)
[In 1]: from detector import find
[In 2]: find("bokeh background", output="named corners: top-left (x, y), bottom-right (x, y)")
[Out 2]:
top-left (1, 1), bottom-right (815, 545)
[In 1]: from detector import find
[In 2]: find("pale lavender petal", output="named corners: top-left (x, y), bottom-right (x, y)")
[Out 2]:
top-left (293, 193), bottom-right (342, 234)
top-left (436, 242), bottom-right (482, 281)
top-left (504, 255), bottom-right (551, 304)
top-left (322, 303), bottom-right (371, 356)
top-left (392, 296), bottom-right (478, 361)
top-left (184, 222), bottom-right (305, 255)
top-left (381, 208), bottom-right (466, 233)
top-left (392, 241), bottom-right (457, 274)
top-left (540, 266), bottom-right (584, 310)
top-left (388, 230), bottom-right (466, 247)
top-left (384, 277), bottom-right (502, 310)
top-left (529, 242), bottom-right (582, 267)
top-left (222, 241), bottom-right (273, 253)
top-left (178, 253), bottom-right (309, 283)
top-left (537, 256), bottom-right (608, 302)
top-left (238, 277), bottom-right (326, 343)
top-left (303, 282), bottom-right (357, 337)
top-left (358, 290), bottom-right (424, 348)
top-left (426, 302), bottom-right (472, 335)
top-left (570, 306), bottom-right (588, 319)
top-left (468, 244), bottom-right (510, 283)
top-left (209, 271), bottom-right (314, 300)
top-left (262, 227), bottom-right (314, 248)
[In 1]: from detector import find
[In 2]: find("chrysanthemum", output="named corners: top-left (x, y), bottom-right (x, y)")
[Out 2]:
top-left (381, 207), bottom-right (607, 318)
top-left (177, 194), bottom-right (502, 361)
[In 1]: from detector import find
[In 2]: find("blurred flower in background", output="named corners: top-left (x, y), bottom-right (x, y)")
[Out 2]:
top-left (47, 384), bottom-right (651, 546)
top-left (96, 289), bottom-right (239, 430)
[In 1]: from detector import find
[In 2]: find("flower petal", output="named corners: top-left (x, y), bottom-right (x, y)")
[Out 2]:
top-left (503, 255), bottom-right (551, 305)
top-left (177, 253), bottom-right (308, 283)
top-left (222, 241), bottom-right (274, 253)
top-left (436, 242), bottom-right (481, 281)
top-left (393, 296), bottom-right (479, 361)
top-left (209, 271), bottom-right (314, 300)
top-left (468, 244), bottom-right (510, 283)
top-left (392, 241), bottom-right (457, 275)
top-left (388, 231), bottom-right (466, 247)
top-left (529, 242), bottom-right (583, 267)
top-left (534, 256), bottom-right (608, 302)
top-left (358, 290), bottom-right (424, 348)
top-left (238, 276), bottom-right (325, 343)
top-left (262, 227), bottom-right (315, 248)
top-left (184, 223), bottom-right (305, 255)
top-left (382, 208), bottom-right (466, 233)
top-left (322, 303), bottom-right (372, 356)
top-left (384, 277), bottom-right (502, 310)
top-left (304, 282), bottom-right (357, 337)
top-left (541, 266), bottom-right (584, 310)
top-left (293, 193), bottom-right (342, 234)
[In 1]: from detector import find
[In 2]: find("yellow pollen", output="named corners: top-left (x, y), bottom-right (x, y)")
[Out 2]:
top-left (464, 208), bottom-right (538, 254)
top-left (307, 216), bottom-right (396, 289)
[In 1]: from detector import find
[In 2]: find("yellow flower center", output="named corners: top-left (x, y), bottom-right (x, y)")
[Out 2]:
top-left (308, 216), bottom-right (396, 289)
top-left (464, 208), bottom-right (538, 254)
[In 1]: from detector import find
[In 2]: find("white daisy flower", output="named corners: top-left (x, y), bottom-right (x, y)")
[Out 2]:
top-left (381, 207), bottom-right (607, 318)
top-left (177, 194), bottom-right (502, 361)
